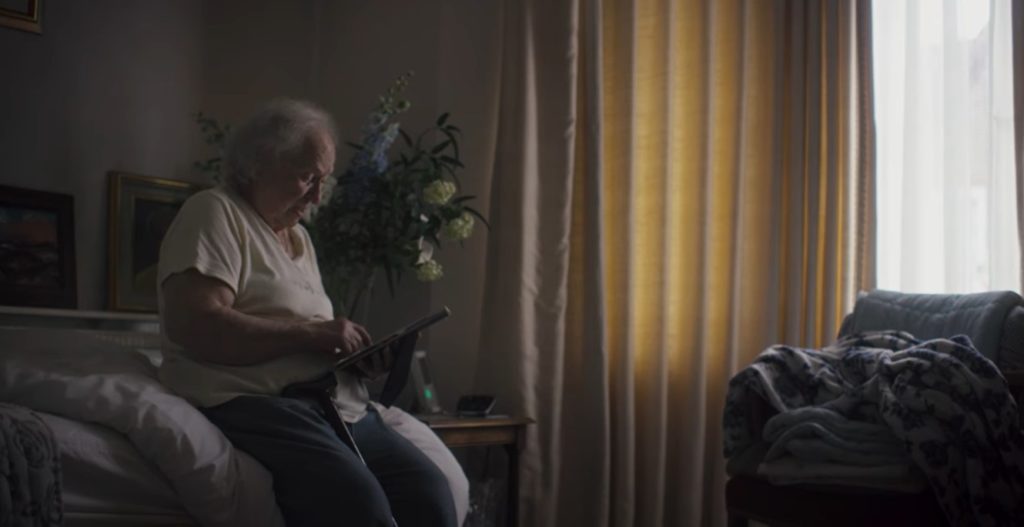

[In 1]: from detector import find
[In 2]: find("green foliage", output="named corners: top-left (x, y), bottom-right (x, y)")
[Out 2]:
top-left (310, 72), bottom-right (486, 317)
top-left (192, 112), bottom-right (230, 183)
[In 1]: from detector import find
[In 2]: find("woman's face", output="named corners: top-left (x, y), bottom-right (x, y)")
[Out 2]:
top-left (250, 132), bottom-right (335, 232)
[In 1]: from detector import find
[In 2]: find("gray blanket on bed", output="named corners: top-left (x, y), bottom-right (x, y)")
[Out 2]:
top-left (0, 403), bottom-right (62, 527)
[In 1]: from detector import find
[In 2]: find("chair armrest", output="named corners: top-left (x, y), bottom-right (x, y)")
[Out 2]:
top-left (1004, 371), bottom-right (1024, 418)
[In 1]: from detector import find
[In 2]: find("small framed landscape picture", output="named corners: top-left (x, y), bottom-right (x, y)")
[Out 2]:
top-left (108, 172), bottom-right (201, 312)
top-left (0, 184), bottom-right (76, 308)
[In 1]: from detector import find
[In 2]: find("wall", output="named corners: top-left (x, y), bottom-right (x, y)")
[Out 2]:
top-left (1, 0), bottom-right (503, 409)
top-left (316, 0), bottom-right (502, 408)
top-left (0, 0), bottom-right (325, 310)
top-left (427, 0), bottom-right (501, 408)
top-left (0, 0), bottom-right (206, 309)
top-left (199, 1), bottom-right (319, 128)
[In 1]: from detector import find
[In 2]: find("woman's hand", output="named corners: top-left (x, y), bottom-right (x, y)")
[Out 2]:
top-left (353, 345), bottom-right (395, 381)
top-left (353, 331), bottom-right (420, 381)
top-left (308, 318), bottom-right (372, 356)
top-left (308, 318), bottom-right (392, 379)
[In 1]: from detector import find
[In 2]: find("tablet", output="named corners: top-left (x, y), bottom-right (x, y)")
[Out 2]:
top-left (333, 306), bottom-right (451, 371)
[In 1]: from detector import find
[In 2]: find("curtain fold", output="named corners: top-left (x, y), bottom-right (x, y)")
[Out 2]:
top-left (854, 0), bottom-right (877, 294)
top-left (1015, 0), bottom-right (1024, 285)
top-left (473, 0), bottom-right (579, 525)
top-left (475, 1), bottom-right (874, 525)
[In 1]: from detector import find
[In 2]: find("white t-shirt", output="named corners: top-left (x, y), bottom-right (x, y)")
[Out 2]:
top-left (156, 186), bottom-right (369, 421)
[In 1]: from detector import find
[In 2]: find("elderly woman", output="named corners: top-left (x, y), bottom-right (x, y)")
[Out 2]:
top-left (157, 99), bottom-right (467, 527)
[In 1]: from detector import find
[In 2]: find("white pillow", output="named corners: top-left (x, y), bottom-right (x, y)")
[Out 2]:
top-left (0, 327), bottom-right (284, 527)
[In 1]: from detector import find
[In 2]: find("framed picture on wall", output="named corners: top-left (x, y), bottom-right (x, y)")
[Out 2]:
top-left (0, 0), bottom-right (42, 34)
top-left (107, 172), bottom-right (201, 312)
top-left (0, 184), bottom-right (77, 308)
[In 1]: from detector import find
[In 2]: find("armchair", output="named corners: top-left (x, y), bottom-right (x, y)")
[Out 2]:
top-left (725, 290), bottom-right (1024, 527)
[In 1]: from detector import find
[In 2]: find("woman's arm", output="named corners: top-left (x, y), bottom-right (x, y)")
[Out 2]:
top-left (161, 269), bottom-right (370, 366)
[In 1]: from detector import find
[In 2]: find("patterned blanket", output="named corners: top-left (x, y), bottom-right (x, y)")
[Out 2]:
top-left (723, 331), bottom-right (1024, 526)
top-left (0, 403), bottom-right (62, 527)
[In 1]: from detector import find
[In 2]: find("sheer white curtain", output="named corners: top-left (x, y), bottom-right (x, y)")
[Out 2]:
top-left (873, 0), bottom-right (1019, 293)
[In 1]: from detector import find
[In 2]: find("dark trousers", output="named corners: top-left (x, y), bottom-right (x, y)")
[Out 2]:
top-left (201, 395), bottom-right (457, 527)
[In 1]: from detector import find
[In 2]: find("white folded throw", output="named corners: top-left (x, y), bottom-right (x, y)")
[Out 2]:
top-left (763, 406), bottom-right (907, 466)
top-left (757, 456), bottom-right (927, 493)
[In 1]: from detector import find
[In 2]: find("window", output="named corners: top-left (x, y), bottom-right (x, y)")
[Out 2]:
top-left (872, 0), bottom-right (1018, 293)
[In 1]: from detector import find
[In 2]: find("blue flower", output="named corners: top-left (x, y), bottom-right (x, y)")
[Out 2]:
top-left (366, 111), bottom-right (387, 131)
top-left (350, 149), bottom-right (372, 172)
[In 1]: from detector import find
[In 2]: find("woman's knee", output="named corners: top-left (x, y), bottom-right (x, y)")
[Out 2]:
top-left (399, 463), bottom-right (460, 527)
top-left (333, 481), bottom-right (395, 527)
top-left (282, 469), bottom-right (394, 527)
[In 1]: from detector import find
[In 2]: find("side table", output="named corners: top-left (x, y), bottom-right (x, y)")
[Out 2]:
top-left (424, 416), bottom-right (532, 527)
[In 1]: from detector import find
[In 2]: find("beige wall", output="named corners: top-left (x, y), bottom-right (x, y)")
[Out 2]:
top-left (199, 1), bottom-right (319, 127)
top-left (0, 0), bottom-right (323, 309)
top-left (0, 0), bottom-right (206, 309)
top-left (316, 1), bottom-right (502, 408)
top-left (0, 0), bottom-right (501, 408)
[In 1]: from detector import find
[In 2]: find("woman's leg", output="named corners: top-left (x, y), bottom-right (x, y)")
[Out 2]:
top-left (201, 396), bottom-right (394, 527)
top-left (352, 408), bottom-right (459, 527)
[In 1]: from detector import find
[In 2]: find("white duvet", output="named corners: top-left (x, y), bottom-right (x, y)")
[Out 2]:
top-left (39, 411), bottom-right (191, 517)
top-left (0, 327), bottom-right (470, 526)
top-left (0, 327), bottom-right (285, 527)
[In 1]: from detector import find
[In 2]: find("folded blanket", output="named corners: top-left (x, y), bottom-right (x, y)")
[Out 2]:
top-left (0, 403), bottom-right (62, 527)
top-left (758, 456), bottom-right (927, 493)
top-left (762, 407), bottom-right (906, 465)
top-left (724, 331), bottom-right (1024, 526)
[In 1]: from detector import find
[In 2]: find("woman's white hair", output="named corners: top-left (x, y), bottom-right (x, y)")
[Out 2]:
top-left (224, 98), bottom-right (337, 188)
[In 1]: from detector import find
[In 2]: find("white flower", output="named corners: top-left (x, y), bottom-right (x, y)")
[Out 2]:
top-left (416, 259), bottom-right (443, 282)
top-left (442, 212), bottom-right (474, 241)
top-left (416, 238), bottom-right (434, 265)
top-left (423, 180), bottom-right (457, 205)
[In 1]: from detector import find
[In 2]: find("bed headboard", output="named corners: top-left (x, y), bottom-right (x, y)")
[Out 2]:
top-left (0, 305), bottom-right (162, 360)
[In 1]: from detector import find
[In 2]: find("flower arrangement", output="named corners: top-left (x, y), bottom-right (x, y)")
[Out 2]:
top-left (310, 72), bottom-right (486, 318)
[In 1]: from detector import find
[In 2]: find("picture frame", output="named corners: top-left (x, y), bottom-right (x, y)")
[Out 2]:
top-left (0, 184), bottom-right (77, 308)
top-left (108, 172), bottom-right (201, 312)
top-left (0, 0), bottom-right (42, 34)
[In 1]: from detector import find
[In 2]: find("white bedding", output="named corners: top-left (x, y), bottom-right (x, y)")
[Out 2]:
top-left (0, 327), bottom-right (285, 527)
top-left (38, 412), bottom-right (196, 524)
top-left (0, 326), bottom-right (469, 526)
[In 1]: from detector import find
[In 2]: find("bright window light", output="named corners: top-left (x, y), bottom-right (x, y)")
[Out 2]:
top-left (872, 0), bottom-right (1019, 294)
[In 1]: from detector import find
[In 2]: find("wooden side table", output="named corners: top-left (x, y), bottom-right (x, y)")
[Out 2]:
top-left (425, 416), bottom-right (532, 527)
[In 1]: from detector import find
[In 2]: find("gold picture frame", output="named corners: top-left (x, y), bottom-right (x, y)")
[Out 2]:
top-left (107, 172), bottom-right (201, 312)
top-left (1, 0), bottom-right (42, 34)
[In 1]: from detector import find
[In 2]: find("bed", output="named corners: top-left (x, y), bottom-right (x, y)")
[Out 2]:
top-left (0, 324), bottom-right (283, 526)
top-left (0, 322), bottom-right (466, 526)
top-left (40, 413), bottom-right (199, 526)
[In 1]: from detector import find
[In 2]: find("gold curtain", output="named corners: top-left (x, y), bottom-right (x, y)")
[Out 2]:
top-left (569, 0), bottom-right (873, 525)
top-left (474, 0), bottom-right (874, 525)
